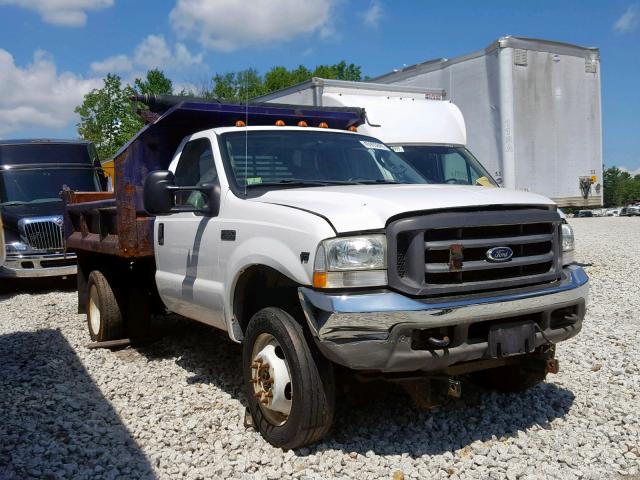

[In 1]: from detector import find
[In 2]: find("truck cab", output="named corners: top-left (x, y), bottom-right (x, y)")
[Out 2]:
top-left (65, 98), bottom-right (588, 450)
top-left (0, 139), bottom-right (104, 278)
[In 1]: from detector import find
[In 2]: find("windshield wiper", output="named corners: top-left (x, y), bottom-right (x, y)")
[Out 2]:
top-left (245, 179), bottom-right (359, 188)
top-left (350, 179), bottom-right (400, 185)
top-left (0, 201), bottom-right (27, 207)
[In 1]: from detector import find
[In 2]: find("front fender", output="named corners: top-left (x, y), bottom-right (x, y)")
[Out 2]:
top-left (223, 237), bottom-right (312, 342)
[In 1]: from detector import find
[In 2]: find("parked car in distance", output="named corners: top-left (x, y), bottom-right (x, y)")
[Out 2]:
top-left (577, 210), bottom-right (594, 218)
top-left (0, 139), bottom-right (105, 278)
top-left (622, 206), bottom-right (640, 216)
top-left (605, 208), bottom-right (621, 216)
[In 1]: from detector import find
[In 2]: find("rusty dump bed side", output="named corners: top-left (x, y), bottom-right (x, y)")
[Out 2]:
top-left (63, 188), bottom-right (155, 258)
top-left (63, 98), bottom-right (366, 259)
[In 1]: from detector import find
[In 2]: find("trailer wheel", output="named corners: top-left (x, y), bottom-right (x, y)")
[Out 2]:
top-left (86, 270), bottom-right (124, 342)
top-left (243, 307), bottom-right (335, 449)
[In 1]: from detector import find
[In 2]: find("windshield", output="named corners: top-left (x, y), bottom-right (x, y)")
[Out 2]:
top-left (220, 131), bottom-right (427, 191)
top-left (392, 145), bottom-right (497, 186)
top-left (0, 168), bottom-right (100, 205)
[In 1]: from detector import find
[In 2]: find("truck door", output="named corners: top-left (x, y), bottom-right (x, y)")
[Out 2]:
top-left (154, 137), bottom-right (226, 329)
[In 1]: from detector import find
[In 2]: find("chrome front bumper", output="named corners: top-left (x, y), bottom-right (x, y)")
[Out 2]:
top-left (298, 266), bottom-right (588, 372)
top-left (0, 253), bottom-right (77, 278)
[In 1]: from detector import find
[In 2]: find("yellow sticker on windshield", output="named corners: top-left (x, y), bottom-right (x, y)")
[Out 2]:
top-left (475, 176), bottom-right (496, 187)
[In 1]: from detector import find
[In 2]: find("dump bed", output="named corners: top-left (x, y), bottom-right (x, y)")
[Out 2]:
top-left (63, 97), bottom-right (366, 259)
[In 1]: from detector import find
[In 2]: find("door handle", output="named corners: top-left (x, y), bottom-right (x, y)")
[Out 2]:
top-left (158, 223), bottom-right (164, 246)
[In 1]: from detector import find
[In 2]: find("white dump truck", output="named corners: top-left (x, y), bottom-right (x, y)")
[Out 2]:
top-left (64, 97), bottom-right (588, 449)
top-left (372, 36), bottom-right (603, 207)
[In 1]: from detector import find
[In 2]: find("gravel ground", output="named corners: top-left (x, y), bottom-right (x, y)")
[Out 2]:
top-left (0, 217), bottom-right (638, 480)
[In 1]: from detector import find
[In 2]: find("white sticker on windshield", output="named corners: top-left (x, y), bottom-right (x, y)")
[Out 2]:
top-left (360, 140), bottom-right (390, 151)
top-left (390, 146), bottom-right (404, 152)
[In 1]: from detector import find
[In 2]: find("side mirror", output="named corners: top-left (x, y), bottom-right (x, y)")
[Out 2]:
top-left (143, 170), bottom-right (221, 216)
top-left (144, 170), bottom-right (176, 215)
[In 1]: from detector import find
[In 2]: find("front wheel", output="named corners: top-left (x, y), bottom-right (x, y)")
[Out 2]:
top-left (243, 307), bottom-right (335, 449)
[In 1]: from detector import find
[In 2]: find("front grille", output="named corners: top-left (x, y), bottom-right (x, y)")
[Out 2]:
top-left (387, 208), bottom-right (563, 297)
top-left (19, 217), bottom-right (65, 251)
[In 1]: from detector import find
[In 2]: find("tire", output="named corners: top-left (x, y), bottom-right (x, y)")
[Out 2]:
top-left (243, 307), bottom-right (335, 449)
top-left (86, 270), bottom-right (125, 342)
top-left (473, 362), bottom-right (547, 393)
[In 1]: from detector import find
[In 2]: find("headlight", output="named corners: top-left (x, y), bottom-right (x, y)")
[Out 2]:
top-left (313, 235), bottom-right (387, 288)
top-left (6, 241), bottom-right (29, 253)
top-left (561, 223), bottom-right (574, 252)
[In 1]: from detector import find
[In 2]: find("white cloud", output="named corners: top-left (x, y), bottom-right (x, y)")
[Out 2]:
top-left (614, 4), bottom-right (639, 33)
top-left (0, 49), bottom-right (100, 136)
top-left (0, 0), bottom-right (113, 27)
top-left (90, 34), bottom-right (203, 74)
top-left (362, 0), bottom-right (383, 28)
top-left (169, 0), bottom-right (336, 51)
top-left (90, 54), bottom-right (132, 74)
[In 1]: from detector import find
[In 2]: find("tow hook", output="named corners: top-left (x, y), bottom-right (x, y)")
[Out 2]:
top-left (546, 358), bottom-right (560, 374)
top-left (427, 336), bottom-right (451, 348)
top-left (447, 378), bottom-right (462, 398)
top-left (400, 376), bottom-right (462, 410)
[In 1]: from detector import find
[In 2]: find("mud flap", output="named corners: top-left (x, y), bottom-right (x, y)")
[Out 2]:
top-left (488, 321), bottom-right (536, 358)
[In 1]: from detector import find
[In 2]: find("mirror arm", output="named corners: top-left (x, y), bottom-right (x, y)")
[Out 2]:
top-left (165, 184), bottom-right (219, 216)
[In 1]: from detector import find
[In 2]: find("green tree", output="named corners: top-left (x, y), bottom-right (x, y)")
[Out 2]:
top-left (134, 69), bottom-right (173, 96)
top-left (75, 74), bottom-right (143, 160)
top-left (312, 61), bottom-right (362, 81)
top-left (603, 166), bottom-right (640, 206)
top-left (200, 61), bottom-right (364, 102)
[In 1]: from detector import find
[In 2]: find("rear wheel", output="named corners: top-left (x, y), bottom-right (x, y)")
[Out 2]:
top-left (86, 270), bottom-right (124, 342)
top-left (243, 307), bottom-right (335, 449)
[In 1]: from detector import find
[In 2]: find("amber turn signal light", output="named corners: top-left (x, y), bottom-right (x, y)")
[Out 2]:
top-left (312, 272), bottom-right (327, 288)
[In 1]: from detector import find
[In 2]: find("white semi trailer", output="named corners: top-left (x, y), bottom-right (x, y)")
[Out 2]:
top-left (372, 36), bottom-right (603, 207)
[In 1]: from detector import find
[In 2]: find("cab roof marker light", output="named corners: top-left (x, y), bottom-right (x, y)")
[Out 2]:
top-left (235, 120), bottom-right (246, 127)
top-left (297, 121), bottom-right (308, 127)
top-left (318, 122), bottom-right (329, 129)
top-left (275, 120), bottom-right (285, 126)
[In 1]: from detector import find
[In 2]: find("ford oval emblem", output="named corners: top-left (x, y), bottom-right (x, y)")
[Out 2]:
top-left (486, 246), bottom-right (513, 263)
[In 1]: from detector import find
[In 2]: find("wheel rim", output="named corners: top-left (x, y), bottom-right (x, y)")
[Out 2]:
top-left (88, 284), bottom-right (101, 335)
top-left (251, 333), bottom-right (292, 426)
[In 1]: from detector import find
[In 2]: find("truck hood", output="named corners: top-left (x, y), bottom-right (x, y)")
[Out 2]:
top-left (250, 184), bottom-right (555, 233)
